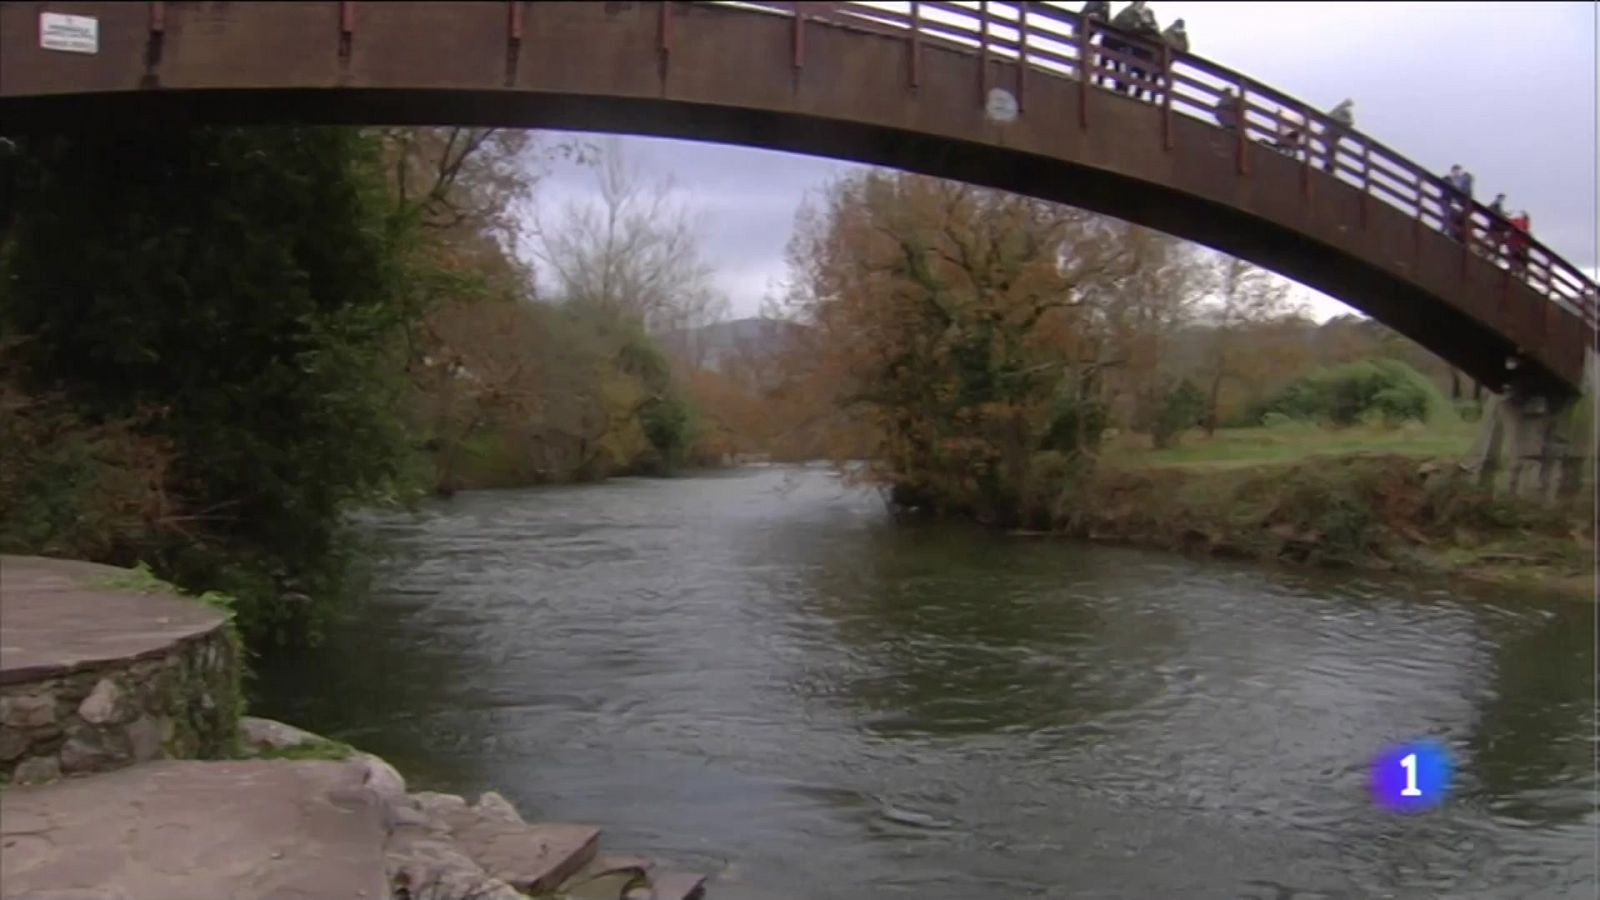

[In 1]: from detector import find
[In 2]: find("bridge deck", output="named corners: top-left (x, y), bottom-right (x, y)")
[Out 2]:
top-left (0, 1), bottom-right (1592, 393)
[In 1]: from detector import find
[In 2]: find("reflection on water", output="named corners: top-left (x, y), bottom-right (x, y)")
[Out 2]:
top-left (255, 467), bottom-right (1595, 899)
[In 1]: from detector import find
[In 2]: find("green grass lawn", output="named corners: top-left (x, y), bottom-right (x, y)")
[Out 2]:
top-left (1108, 420), bottom-right (1480, 471)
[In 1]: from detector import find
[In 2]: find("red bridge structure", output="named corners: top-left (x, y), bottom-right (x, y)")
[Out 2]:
top-left (3, 1), bottom-right (1594, 489)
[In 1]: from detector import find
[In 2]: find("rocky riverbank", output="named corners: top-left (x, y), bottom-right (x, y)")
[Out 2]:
top-left (236, 716), bottom-right (709, 899)
top-left (0, 556), bottom-right (710, 899)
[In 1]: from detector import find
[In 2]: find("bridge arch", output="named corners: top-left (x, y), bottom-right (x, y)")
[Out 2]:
top-left (2, 1), bottom-right (1593, 394)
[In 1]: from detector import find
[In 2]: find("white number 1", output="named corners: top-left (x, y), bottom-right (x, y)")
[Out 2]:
top-left (1400, 753), bottom-right (1422, 796)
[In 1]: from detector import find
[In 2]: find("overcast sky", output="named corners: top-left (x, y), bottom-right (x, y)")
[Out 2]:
top-left (530, 1), bottom-right (1598, 321)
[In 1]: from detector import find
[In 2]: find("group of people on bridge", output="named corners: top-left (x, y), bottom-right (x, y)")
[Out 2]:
top-left (1078, 2), bottom-right (1552, 292)
top-left (1449, 168), bottom-right (1536, 278)
top-left (1079, 1), bottom-right (1186, 102)
top-left (1079, 2), bottom-right (1356, 174)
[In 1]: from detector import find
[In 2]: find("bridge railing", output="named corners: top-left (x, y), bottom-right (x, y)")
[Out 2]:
top-left (706, 1), bottom-right (1599, 334)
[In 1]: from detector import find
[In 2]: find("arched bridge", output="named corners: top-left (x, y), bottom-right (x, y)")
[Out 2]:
top-left (2, 1), bottom-right (1594, 394)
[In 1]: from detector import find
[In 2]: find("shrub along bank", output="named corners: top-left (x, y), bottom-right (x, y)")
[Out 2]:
top-left (1027, 453), bottom-right (1592, 596)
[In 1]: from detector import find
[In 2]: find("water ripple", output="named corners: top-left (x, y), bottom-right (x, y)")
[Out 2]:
top-left (260, 468), bottom-right (1595, 900)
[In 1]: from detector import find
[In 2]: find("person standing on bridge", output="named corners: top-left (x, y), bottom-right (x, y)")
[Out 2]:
top-left (1161, 19), bottom-right (1189, 53)
top-left (1507, 210), bottom-right (1531, 277)
top-left (1157, 19), bottom-right (1189, 101)
top-left (1112, 1), bottom-right (1161, 101)
top-left (1488, 193), bottom-right (1511, 260)
top-left (1081, 1), bottom-right (1117, 88)
top-left (1444, 164), bottom-right (1475, 242)
top-left (1319, 98), bottom-right (1354, 173)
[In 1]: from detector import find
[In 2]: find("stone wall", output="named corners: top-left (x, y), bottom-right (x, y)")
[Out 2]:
top-left (0, 626), bottom-right (239, 784)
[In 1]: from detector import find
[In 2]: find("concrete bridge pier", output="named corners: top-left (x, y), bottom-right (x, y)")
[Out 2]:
top-left (1468, 351), bottom-right (1597, 501)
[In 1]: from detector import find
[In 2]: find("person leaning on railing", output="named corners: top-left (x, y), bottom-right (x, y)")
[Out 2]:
top-left (1486, 193), bottom-right (1511, 258)
top-left (1213, 87), bottom-right (1241, 132)
top-left (1443, 164), bottom-right (1475, 242)
top-left (1271, 107), bottom-right (1305, 158)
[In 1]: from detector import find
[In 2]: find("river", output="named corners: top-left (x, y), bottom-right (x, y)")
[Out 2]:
top-left (254, 466), bottom-right (1596, 899)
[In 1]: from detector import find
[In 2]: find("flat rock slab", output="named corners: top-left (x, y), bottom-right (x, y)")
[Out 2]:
top-left (439, 807), bottom-right (599, 894)
top-left (0, 556), bottom-right (226, 685)
top-left (0, 759), bottom-right (388, 900)
top-left (651, 872), bottom-right (710, 900)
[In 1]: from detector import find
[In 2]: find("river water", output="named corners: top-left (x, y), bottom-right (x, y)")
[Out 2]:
top-left (255, 466), bottom-right (1595, 899)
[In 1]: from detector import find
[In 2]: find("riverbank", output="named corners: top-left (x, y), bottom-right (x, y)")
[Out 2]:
top-left (1034, 452), bottom-right (1593, 598)
top-left (0, 556), bottom-right (710, 899)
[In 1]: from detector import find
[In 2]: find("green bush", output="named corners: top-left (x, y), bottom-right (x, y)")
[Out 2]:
top-left (1248, 359), bottom-right (1450, 428)
top-left (1, 127), bottom-right (413, 649)
top-left (639, 389), bottom-right (697, 474)
top-left (1020, 449), bottom-right (1092, 528)
top-left (1041, 386), bottom-right (1109, 456)
top-left (0, 377), bottom-right (173, 562)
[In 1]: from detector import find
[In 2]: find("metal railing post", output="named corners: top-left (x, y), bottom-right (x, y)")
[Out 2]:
top-left (1359, 143), bottom-right (1370, 229)
top-left (908, 1), bottom-right (921, 89)
top-left (1017, 2), bottom-right (1027, 111)
top-left (792, 2), bottom-right (805, 71)
top-left (979, 1), bottom-right (990, 100)
top-left (338, 0), bottom-right (355, 62)
top-left (1235, 78), bottom-right (1249, 175)
top-left (504, 1), bottom-right (523, 87)
top-left (1077, 16), bottom-right (1091, 129)
top-left (659, 0), bottom-right (672, 81)
top-left (1160, 43), bottom-right (1172, 150)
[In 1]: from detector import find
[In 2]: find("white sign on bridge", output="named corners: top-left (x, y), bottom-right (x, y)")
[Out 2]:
top-left (39, 12), bottom-right (99, 55)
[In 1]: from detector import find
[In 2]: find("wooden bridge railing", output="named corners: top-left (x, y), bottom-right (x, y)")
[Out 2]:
top-left (709, 1), bottom-right (1600, 336)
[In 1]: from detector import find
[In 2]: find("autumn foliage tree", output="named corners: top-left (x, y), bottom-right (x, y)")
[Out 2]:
top-left (780, 171), bottom-right (1210, 524)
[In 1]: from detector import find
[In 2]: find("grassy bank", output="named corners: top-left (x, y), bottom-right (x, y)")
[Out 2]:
top-left (1104, 420), bottom-right (1479, 471)
top-left (1040, 449), bottom-right (1591, 597)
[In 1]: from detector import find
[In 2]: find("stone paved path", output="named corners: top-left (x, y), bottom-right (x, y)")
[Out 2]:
top-left (0, 759), bottom-right (388, 899)
top-left (0, 556), bottom-right (226, 685)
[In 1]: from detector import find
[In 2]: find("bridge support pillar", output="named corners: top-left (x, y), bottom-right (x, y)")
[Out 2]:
top-left (1468, 352), bottom-right (1597, 502)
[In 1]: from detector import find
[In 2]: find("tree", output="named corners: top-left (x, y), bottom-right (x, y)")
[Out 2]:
top-left (1198, 256), bottom-right (1298, 433)
top-left (1149, 378), bottom-right (1208, 449)
top-left (1093, 228), bottom-right (1211, 443)
top-left (781, 170), bottom-right (1189, 523)
top-left (533, 138), bottom-right (726, 335)
top-left (1, 127), bottom-right (411, 644)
